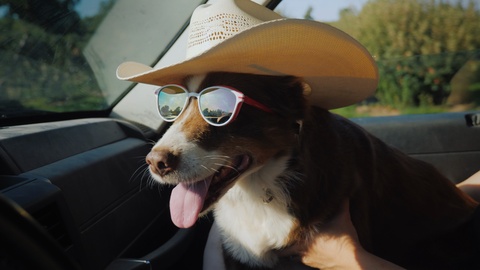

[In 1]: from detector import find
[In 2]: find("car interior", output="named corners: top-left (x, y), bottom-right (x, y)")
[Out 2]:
top-left (1, 0), bottom-right (480, 269)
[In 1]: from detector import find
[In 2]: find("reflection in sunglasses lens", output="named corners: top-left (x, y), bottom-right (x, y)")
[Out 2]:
top-left (158, 86), bottom-right (187, 121)
top-left (199, 88), bottom-right (236, 125)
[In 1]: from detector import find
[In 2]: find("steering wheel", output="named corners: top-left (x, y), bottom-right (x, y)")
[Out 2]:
top-left (0, 194), bottom-right (81, 270)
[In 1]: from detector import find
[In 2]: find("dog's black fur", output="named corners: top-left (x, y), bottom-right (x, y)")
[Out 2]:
top-left (150, 72), bottom-right (479, 269)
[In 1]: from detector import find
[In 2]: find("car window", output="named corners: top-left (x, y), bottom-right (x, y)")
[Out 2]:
top-left (275, 0), bottom-right (480, 117)
top-left (0, 0), bottom-right (202, 121)
top-left (2, 0), bottom-right (479, 123)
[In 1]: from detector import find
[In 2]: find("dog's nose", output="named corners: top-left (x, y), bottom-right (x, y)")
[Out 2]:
top-left (146, 150), bottom-right (179, 177)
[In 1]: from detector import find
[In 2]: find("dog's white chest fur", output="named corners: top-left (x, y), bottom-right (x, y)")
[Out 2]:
top-left (214, 155), bottom-right (297, 267)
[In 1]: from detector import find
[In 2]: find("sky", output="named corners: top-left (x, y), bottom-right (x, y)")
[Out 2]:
top-left (275, 0), bottom-right (369, 21)
top-left (74, 0), bottom-right (369, 21)
top-left (75, 0), bottom-right (105, 18)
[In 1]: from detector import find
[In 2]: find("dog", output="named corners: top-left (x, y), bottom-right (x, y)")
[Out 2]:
top-left (146, 72), bottom-right (479, 269)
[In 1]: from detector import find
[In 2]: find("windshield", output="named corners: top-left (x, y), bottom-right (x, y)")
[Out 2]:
top-left (0, 0), bottom-right (202, 119)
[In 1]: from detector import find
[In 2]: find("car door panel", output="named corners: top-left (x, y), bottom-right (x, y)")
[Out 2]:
top-left (1, 111), bottom-right (480, 269)
top-left (353, 112), bottom-right (480, 183)
top-left (0, 118), bottom-right (177, 270)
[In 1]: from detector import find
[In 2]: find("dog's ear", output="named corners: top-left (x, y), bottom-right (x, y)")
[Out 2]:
top-left (262, 75), bottom-right (306, 121)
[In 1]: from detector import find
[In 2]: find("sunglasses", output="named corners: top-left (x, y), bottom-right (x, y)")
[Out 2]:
top-left (155, 84), bottom-right (274, 126)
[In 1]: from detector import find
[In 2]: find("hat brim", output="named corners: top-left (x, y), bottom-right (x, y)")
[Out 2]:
top-left (117, 19), bottom-right (378, 109)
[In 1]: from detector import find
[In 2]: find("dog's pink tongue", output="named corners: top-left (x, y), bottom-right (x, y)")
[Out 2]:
top-left (170, 177), bottom-right (211, 228)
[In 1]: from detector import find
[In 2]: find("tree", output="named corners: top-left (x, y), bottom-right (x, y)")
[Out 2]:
top-left (202, 108), bottom-right (211, 116)
top-left (0, 0), bottom-right (85, 34)
top-left (333, 0), bottom-right (480, 107)
top-left (0, 0), bottom-right (114, 113)
top-left (160, 105), bottom-right (170, 116)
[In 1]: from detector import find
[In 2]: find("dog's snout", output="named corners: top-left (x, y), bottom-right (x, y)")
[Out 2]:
top-left (146, 150), bottom-right (179, 177)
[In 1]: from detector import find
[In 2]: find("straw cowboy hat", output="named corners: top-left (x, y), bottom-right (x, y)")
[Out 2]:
top-left (116, 0), bottom-right (378, 109)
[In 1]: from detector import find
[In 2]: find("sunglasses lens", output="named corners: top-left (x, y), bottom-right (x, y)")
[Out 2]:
top-left (157, 85), bottom-right (187, 121)
top-left (199, 87), bottom-right (237, 125)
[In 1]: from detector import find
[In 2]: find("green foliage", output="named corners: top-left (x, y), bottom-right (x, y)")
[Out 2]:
top-left (0, 0), bottom-right (114, 114)
top-left (331, 0), bottom-right (480, 114)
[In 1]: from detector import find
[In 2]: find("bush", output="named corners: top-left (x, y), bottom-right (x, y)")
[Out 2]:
top-left (332, 0), bottom-right (480, 109)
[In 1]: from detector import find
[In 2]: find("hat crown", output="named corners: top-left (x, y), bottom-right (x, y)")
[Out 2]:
top-left (186, 0), bottom-right (282, 59)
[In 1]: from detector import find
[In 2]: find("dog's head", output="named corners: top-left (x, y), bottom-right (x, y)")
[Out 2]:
top-left (146, 72), bottom-right (306, 228)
